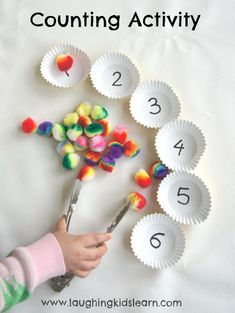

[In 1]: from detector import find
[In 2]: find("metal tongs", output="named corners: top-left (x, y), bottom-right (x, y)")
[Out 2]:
top-left (51, 196), bottom-right (132, 292)
top-left (64, 178), bottom-right (82, 231)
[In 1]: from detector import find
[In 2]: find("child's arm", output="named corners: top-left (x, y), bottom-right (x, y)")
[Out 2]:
top-left (0, 217), bottom-right (111, 312)
top-left (0, 232), bottom-right (65, 312)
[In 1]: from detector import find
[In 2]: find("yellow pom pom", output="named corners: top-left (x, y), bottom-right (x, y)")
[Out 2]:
top-left (63, 112), bottom-right (79, 127)
top-left (76, 102), bottom-right (92, 117)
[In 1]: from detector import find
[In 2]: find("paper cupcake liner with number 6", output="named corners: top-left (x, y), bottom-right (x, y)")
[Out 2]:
top-left (157, 171), bottom-right (211, 225)
top-left (131, 213), bottom-right (185, 269)
top-left (155, 119), bottom-right (206, 171)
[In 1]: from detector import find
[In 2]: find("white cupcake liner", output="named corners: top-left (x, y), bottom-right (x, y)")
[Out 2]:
top-left (157, 171), bottom-right (211, 225)
top-left (155, 119), bottom-right (206, 171)
top-left (130, 81), bottom-right (181, 128)
top-left (90, 52), bottom-right (140, 99)
top-left (40, 44), bottom-right (91, 88)
top-left (131, 214), bottom-right (185, 269)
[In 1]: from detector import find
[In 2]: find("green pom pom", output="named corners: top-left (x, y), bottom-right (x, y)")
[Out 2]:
top-left (67, 124), bottom-right (83, 141)
top-left (91, 105), bottom-right (108, 121)
top-left (84, 123), bottom-right (104, 138)
top-left (62, 153), bottom-right (80, 170)
top-left (52, 124), bottom-right (67, 141)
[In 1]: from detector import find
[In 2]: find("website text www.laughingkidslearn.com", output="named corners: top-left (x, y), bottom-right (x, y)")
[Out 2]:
top-left (41, 297), bottom-right (182, 309)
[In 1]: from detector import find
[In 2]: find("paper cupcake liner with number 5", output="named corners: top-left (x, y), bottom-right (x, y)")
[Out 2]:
top-left (90, 52), bottom-right (140, 99)
top-left (155, 119), bottom-right (206, 171)
top-left (130, 81), bottom-right (181, 128)
top-left (157, 171), bottom-right (211, 225)
top-left (131, 214), bottom-right (185, 269)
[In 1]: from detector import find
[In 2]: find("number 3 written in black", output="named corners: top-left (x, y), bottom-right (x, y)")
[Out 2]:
top-left (149, 97), bottom-right (161, 115)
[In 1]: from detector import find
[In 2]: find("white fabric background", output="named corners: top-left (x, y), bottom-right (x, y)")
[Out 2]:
top-left (0, 0), bottom-right (235, 312)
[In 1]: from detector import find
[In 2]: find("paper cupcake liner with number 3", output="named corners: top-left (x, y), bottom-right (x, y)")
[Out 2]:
top-left (130, 81), bottom-right (181, 128)
top-left (157, 171), bottom-right (211, 225)
top-left (131, 214), bottom-right (185, 269)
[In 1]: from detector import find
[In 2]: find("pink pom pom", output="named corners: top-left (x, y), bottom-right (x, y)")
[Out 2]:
top-left (89, 135), bottom-right (106, 152)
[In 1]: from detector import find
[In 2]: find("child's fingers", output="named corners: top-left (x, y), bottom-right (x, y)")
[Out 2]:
top-left (56, 215), bottom-right (67, 232)
top-left (73, 269), bottom-right (90, 278)
top-left (76, 259), bottom-right (101, 271)
top-left (79, 233), bottom-right (112, 248)
top-left (82, 245), bottom-right (107, 261)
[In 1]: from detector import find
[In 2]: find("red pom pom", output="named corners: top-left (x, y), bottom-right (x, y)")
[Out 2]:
top-left (135, 169), bottom-right (151, 188)
top-left (56, 54), bottom-right (73, 72)
top-left (113, 125), bottom-right (128, 144)
top-left (21, 117), bottom-right (37, 134)
top-left (128, 192), bottom-right (146, 210)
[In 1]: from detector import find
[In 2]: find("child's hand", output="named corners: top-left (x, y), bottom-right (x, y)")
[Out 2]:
top-left (53, 217), bottom-right (111, 278)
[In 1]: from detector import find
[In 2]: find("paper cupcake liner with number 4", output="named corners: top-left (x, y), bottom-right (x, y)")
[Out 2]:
top-left (157, 171), bottom-right (211, 225)
top-left (155, 119), bottom-right (206, 171)
top-left (131, 214), bottom-right (185, 269)
top-left (90, 52), bottom-right (140, 99)
top-left (130, 81), bottom-right (181, 128)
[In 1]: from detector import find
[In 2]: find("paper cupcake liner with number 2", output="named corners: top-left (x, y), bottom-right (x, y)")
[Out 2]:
top-left (90, 52), bottom-right (140, 99)
top-left (157, 171), bottom-right (211, 225)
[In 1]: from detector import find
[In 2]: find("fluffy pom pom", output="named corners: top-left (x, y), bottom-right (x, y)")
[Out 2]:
top-left (99, 155), bottom-right (115, 173)
top-left (62, 153), bottom-right (80, 170)
top-left (89, 135), bottom-right (106, 153)
top-left (134, 169), bottom-right (151, 188)
top-left (74, 136), bottom-right (89, 151)
top-left (84, 150), bottom-right (101, 166)
top-left (56, 141), bottom-right (75, 156)
top-left (78, 116), bottom-right (92, 128)
top-left (84, 123), bottom-right (104, 138)
top-left (76, 101), bottom-right (92, 117)
top-left (66, 124), bottom-right (83, 141)
top-left (56, 54), bottom-right (73, 73)
top-left (113, 125), bottom-right (128, 144)
top-left (63, 112), bottom-right (79, 127)
top-left (90, 105), bottom-right (108, 121)
top-left (21, 117), bottom-right (37, 134)
top-left (149, 162), bottom-right (168, 179)
top-left (107, 141), bottom-right (123, 159)
top-left (52, 124), bottom-right (67, 141)
top-left (37, 121), bottom-right (53, 137)
top-left (127, 192), bottom-right (146, 211)
top-left (98, 119), bottom-right (111, 137)
top-left (123, 140), bottom-right (140, 158)
top-left (77, 165), bottom-right (95, 182)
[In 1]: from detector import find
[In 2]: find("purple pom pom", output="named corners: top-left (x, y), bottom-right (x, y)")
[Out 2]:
top-left (107, 141), bottom-right (123, 159)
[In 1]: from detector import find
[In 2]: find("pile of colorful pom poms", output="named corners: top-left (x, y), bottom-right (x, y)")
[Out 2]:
top-left (21, 102), bottom-right (140, 176)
